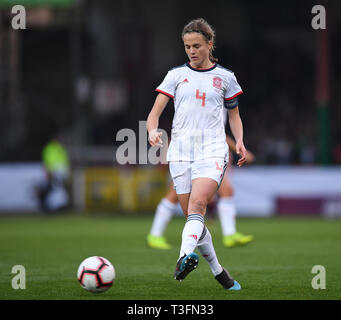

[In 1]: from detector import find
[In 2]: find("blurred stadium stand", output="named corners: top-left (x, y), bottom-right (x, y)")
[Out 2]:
top-left (0, 0), bottom-right (340, 214)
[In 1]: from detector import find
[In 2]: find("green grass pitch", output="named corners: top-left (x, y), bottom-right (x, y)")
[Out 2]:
top-left (0, 213), bottom-right (340, 300)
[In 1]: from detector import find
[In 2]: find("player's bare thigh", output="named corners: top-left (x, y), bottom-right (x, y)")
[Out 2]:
top-left (187, 177), bottom-right (218, 216)
top-left (217, 173), bottom-right (234, 197)
top-left (177, 193), bottom-right (190, 217)
top-left (165, 181), bottom-right (178, 204)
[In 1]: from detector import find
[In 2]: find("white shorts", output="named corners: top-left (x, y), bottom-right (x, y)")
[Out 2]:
top-left (169, 159), bottom-right (228, 194)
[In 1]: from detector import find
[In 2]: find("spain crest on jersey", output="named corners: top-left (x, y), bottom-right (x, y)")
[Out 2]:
top-left (213, 76), bottom-right (222, 89)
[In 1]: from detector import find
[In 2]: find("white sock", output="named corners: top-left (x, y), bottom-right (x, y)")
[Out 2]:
top-left (217, 197), bottom-right (236, 236)
top-left (174, 202), bottom-right (184, 216)
top-left (179, 213), bottom-right (204, 259)
top-left (149, 198), bottom-right (177, 237)
top-left (197, 226), bottom-right (223, 276)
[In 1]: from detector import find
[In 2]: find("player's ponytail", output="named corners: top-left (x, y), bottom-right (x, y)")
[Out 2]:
top-left (182, 18), bottom-right (218, 63)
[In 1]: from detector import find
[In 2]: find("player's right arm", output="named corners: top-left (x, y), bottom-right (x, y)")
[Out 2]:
top-left (147, 93), bottom-right (170, 147)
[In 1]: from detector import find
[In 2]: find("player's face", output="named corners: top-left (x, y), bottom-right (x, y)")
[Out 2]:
top-left (183, 32), bottom-right (213, 68)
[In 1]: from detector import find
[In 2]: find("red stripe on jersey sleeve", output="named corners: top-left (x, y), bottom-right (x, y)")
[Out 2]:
top-left (155, 89), bottom-right (174, 99)
top-left (224, 90), bottom-right (243, 101)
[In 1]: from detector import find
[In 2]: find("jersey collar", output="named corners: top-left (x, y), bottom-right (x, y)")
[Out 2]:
top-left (186, 62), bottom-right (217, 72)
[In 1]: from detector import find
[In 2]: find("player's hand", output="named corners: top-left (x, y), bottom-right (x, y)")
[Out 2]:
top-left (236, 140), bottom-right (247, 167)
top-left (148, 129), bottom-right (163, 147)
top-left (245, 150), bottom-right (255, 164)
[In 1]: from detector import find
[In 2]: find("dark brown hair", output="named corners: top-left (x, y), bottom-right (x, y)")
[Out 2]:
top-left (182, 18), bottom-right (218, 63)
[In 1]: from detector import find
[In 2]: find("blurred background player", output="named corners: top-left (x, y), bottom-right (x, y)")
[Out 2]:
top-left (217, 136), bottom-right (255, 247)
top-left (35, 138), bottom-right (70, 212)
top-left (147, 135), bottom-right (255, 249)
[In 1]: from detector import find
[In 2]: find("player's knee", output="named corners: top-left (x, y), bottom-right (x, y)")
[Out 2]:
top-left (219, 185), bottom-right (234, 197)
top-left (226, 189), bottom-right (234, 197)
top-left (166, 191), bottom-right (178, 204)
top-left (189, 198), bottom-right (207, 214)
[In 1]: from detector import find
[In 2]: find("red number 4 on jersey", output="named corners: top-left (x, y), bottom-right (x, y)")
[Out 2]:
top-left (196, 89), bottom-right (206, 107)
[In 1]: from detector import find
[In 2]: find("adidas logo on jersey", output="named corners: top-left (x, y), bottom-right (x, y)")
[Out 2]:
top-left (182, 78), bottom-right (189, 83)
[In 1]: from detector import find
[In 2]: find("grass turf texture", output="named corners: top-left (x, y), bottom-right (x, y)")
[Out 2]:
top-left (0, 214), bottom-right (340, 300)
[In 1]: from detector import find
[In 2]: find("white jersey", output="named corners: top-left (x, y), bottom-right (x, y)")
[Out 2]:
top-left (156, 62), bottom-right (243, 162)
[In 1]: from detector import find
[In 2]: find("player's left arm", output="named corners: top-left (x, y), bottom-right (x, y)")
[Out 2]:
top-left (225, 135), bottom-right (255, 164)
top-left (227, 106), bottom-right (247, 167)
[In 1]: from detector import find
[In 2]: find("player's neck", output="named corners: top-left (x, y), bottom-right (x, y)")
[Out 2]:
top-left (189, 59), bottom-right (215, 70)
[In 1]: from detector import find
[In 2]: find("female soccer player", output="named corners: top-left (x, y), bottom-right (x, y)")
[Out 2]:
top-left (147, 18), bottom-right (247, 290)
top-left (147, 136), bottom-right (255, 250)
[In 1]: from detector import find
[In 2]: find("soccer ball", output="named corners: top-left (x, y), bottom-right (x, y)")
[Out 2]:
top-left (77, 256), bottom-right (115, 293)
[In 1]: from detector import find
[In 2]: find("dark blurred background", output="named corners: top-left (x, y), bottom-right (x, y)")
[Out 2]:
top-left (1, 0), bottom-right (341, 215)
top-left (0, 0), bottom-right (340, 165)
